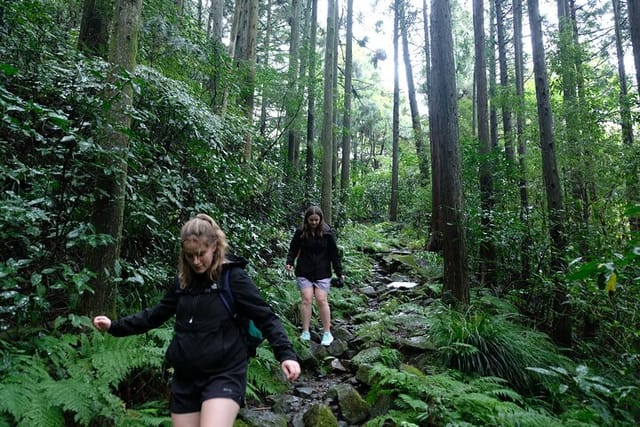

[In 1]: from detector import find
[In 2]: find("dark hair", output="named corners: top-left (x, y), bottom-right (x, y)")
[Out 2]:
top-left (301, 206), bottom-right (325, 239)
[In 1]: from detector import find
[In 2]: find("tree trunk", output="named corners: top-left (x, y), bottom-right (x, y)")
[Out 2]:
top-left (80, 0), bottom-right (142, 317)
top-left (77, 0), bottom-right (112, 57)
top-left (258, 0), bottom-right (273, 135)
top-left (527, 0), bottom-right (571, 347)
top-left (496, 0), bottom-right (515, 164)
top-left (474, 0), bottom-right (496, 287)
top-left (228, 0), bottom-right (258, 160)
top-left (513, 0), bottom-right (531, 281)
top-left (628, 0), bottom-right (640, 101)
top-left (390, 0), bottom-right (400, 221)
top-left (285, 0), bottom-right (302, 178)
top-left (424, 0), bottom-right (443, 253)
top-left (430, 0), bottom-right (469, 306)
top-left (400, 0), bottom-right (428, 185)
top-left (305, 0), bottom-right (318, 202)
top-left (340, 0), bottom-right (354, 215)
top-left (320, 0), bottom-right (336, 224)
top-left (616, 0), bottom-right (639, 233)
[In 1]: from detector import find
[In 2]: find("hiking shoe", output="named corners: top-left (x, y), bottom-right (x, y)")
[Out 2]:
top-left (300, 331), bottom-right (311, 341)
top-left (321, 331), bottom-right (334, 346)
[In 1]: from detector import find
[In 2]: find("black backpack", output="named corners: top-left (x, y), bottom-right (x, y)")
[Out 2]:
top-left (218, 269), bottom-right (265, 358)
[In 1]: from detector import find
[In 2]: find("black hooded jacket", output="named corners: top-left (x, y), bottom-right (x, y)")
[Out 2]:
top-left (107, 254), bottom-right (297, 377)
top-left (286, 223), bottom-right (343, 281)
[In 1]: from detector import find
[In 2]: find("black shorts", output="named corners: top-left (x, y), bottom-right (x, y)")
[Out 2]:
top-left (170, 360), bottom-right (248, 414)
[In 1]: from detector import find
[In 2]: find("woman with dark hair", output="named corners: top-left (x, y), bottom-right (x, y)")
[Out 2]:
top-left (285, 206), bottom-right (344, 346)
top-left (93, 213), bottom-right (300, 427)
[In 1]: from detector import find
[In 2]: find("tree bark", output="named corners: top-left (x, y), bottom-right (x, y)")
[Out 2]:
top-left (285, 0), bottom-right (302, 178)
top-left (320, 0), bottom-right (336, 224)
top-left (340, 0), bottom-right (354, 214)
top-left (513, 0), bottom-right (531, 281)
top-left (527, 0), bottom-right (571, 347)
top-left (81, 0), bottom-right (142, 317)
top-left (430, 0), bottom-right (469, 306)
top-left (390, 0), bottom-right (400, 221)
top-left (400, 0), bottom-right (429, 185)
top-left (305, 0), bottom-right (319, 202)
top-left (77, 0), bottom-right (112, 57)
top-left (496, 0), bottom-right (515, 164)
top-left (474, 0), bottom-right (496, 286)
top-left (617, 0), bottom-right (640, 233)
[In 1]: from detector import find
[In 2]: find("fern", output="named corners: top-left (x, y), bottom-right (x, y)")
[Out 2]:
top-left (0, 317), bottom-right (170, 426)
top-left (363, 362), bottom-right (577, 426)
top-left (245, 345), bottom-right (290, 403)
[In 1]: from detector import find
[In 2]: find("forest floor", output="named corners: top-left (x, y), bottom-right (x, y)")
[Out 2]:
top-left (239, 248), bottom-right (426, 426)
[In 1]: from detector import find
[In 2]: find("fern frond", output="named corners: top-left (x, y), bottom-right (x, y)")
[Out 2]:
top-left (245, 346), bottom-right (288, 402)
top-left (90, 333), bottom-right (164, 386)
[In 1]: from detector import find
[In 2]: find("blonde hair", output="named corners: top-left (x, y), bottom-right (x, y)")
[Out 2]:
top-left (178, 213), bottom-right (228, 288)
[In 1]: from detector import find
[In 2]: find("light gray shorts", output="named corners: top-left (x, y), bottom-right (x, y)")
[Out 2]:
top-left (296, 277), bottom-right (331, 292)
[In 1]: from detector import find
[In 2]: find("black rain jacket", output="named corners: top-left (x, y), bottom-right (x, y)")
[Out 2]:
top-left (107, 254), bottom-right (297, 378)
top-left (286, 223), bottom-right (343, 281)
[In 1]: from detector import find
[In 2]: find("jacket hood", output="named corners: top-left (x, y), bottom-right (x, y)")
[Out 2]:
top-left (223, 252), bottom-right (248, 269)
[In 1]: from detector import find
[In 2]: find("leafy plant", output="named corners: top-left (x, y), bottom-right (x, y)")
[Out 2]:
top-left (429, 303), bottom-right (572, 393)
top-left (0, 316), bottom-right (170, 426)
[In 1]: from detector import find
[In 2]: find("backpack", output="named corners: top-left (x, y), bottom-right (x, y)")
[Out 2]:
top-left (218, 269), bottom-right (265, 358)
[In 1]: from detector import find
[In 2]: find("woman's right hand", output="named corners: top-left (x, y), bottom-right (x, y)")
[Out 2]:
top-left (93, 315), bottom-right (112, 332)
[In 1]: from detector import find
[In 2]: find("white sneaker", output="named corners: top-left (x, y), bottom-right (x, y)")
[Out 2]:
top-left (321, 331), bottom-right (334, 346)
top-left (300, 331), bottom-right (311, 341)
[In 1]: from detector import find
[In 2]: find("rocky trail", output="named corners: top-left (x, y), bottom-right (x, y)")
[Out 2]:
top-left (236, 249), bottom-right (435, 427)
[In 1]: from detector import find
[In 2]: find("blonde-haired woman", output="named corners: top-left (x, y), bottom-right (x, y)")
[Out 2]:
top-left (93, 213), bottom-right (300, 427)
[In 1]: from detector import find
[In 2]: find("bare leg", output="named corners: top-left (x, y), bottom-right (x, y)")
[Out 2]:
top-left (171, 411), bottom-right (199, 427)
top-left (315, 288), bottom-right (331, 332)
top-left (199, 398), bottom-right (240, 427)
top-left (300, 287), bottom-right (314, 332)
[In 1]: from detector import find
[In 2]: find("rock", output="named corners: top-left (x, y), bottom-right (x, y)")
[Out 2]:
top-left (269, 394), bottom-right (303, 414)
top-left (301, 403), bottom-right (339, 427)
top-left (237, 408), bottom-right (288, 427)
top-left (331, 383), bottom-right (370, 425)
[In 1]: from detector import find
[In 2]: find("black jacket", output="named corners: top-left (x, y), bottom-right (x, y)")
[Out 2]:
top-left (286, 223), bottom-right (343, 281)
top-left (107, 254), bottom-right (297, 377)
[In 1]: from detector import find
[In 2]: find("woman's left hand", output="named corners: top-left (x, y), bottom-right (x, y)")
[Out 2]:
top-left (281, 360), bottom-right (301, 382)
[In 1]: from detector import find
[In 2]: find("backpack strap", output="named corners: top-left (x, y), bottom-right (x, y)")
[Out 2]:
top-left (218, 269), bottom-right (236, 318)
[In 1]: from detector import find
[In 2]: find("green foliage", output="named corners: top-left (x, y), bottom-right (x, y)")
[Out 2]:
top-left (429, 303), bottom-right (572, 393)
top-left (364, 363), bottom-right (566, 427)
top-left (529, 365), bottom-right (639, 424)
top-left (245, 346), bottom-right (290, 403)
top-left (0, 316), bottom-right (169, 426)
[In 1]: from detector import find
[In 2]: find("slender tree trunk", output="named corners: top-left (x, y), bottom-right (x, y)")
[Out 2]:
top-left (331, 1), bottom-right (339, 191)
top-left (424, 0), bottom-right (442, 252)
top-left (496, 0), bottom-right (515, 164)
top-left (320, 0), bottom-right (336, 224)
top-left (286, 0), bottom-right (302, 178)
top-left (390, 0), bottom-right (400, 221)
top-left (77, 0), bottom-right (112, 57)
top-left (527, 0), bottom-right (571, 347)
top-left (258, 0), bottom-right (273, 135)
top-left (488, 0), bottom-right (498, 150)
top-left (400, 0), bottom-right (428, 185)
top-left (513, 0), bottom-right (531, 281)
top-left (340, 0), bottom-right (354, 216)
top-left (305, 0), bottom-right (318, 202)
top-left (617, 0), bottom-right (640, 233)
top-left (81, 0), bottom-right (142, 318)
top-left (430, 0), bottom-right (469, 306)
top-left (474, 0), bottom-right (496, 286)
top-left (628, 0), bottom-right (640, 100)
top-left (227, 0), bottom-right (258, 160)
